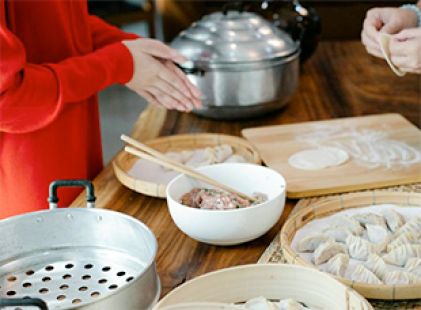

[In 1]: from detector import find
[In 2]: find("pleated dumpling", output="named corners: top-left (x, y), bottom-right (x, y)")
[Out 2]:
top-left (298, 234), bottom-right (335, 252)
top-left (325, 253), bottom-right (349, 277)
top-left (365, 253), bottom-right (388, 280)
top-left (321, 226), bottom-right (353, 243)
top-left (405, 257), bottom-right (421, 277)
top-left (387, 232), bottom-right (420, 252)
top-left (383, 244), bottom-right (421, 266)
top-left (366, 224), bottom-right (390, 252)
top-left (351, 264), bottom-right (383, 284)
top-left (383, 271), bottom-right (421, 285)
top-left (312, 241), bottom-right (347, 265)
top-left (353, 213), bottom-right (387, 228)
top-left (243, 296), bottom-right (278, 310)
top-left (204, 144), bottom-right (233, 164)
top-left (330, 215), bottom-right (364, 235)
top-left (346, 235), bottom-right (380, 260)
top-left (381, 209), bottom-right (405, 233)
top-left (394, 217), bottom-right (421, 236)
top-left (277, 299), bottom-right (304, 310)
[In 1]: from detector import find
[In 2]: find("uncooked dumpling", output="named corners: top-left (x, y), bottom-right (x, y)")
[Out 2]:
top-left (366, 224), bottom-right (390, 252)
top-left (224, 154), bottom-right (247, 164)
top-left (365, 253), bottom-right (388, 280)
top-left (381, 209), bottom-right (405, 233)
top-left (383, 244), bottom-right (421, 266)
top-left (312, 241), bottom-right (347, 265)
top-left (379, 34), bottom-right (406, 77)
top-left (298, 234), bottom-right (335, 252)
top-left (353, 213), bottom-right (387, 228)
top-left (321, 226), bottom-right (353, 243)
top-left (243, 296), bottom-right (278, 310)
top-left (405, 258), bottom-right (421, 277)
top-left (383, 271), bottom-right (421, 285)
top-left (351, 264), bottom-right (383, 284)
top-left (277, 299), bottom-right (304, 310)
top-left (387, 232), bottom-right (420, 252)
top-left (346, 235), bottom-right (380, 260)
top-left (325, 253), bottom-right (349, 277)
top-left (330, 215), bottom-right (364, 235)
top-left (394, 217), bottom-right (421, 236)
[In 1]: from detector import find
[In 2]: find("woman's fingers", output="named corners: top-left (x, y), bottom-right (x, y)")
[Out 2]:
top-left (137, 90), bottom-right (163, 108)
top-left (164, 61), bottom-right (202, 108)
top-left (155, 78), bottom-right (194, 111)
top-left (134, 39), bottom-right (188, 63)
top-left (149, 86), bottom-right (192, 112)
top-left (158, 64), bottom-right (194, 100)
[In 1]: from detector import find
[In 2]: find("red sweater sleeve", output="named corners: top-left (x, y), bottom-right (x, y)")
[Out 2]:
top-left (0, 24), bottom-right (134, 134)
top-left (89, 15), bottom-right (140, 50)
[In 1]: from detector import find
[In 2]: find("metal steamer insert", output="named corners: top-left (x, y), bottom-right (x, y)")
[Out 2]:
top-left (0, 180), bottom-right (160, 309)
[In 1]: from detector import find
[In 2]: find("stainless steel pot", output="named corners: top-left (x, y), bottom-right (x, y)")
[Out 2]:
top-left (171, 3), bottom-right (300, 120)
top-left (0, 180), bottom-right (160, 310)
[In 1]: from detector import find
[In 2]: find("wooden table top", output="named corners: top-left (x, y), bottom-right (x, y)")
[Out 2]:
top-left (70, 40), bottom-right (420, 297)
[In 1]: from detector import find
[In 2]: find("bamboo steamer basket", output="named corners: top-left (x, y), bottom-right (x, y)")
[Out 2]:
top-left (153, 264), bottom-right (374, 310)
top-left (113, 133), bottom-right (261, 198)
top-left (280, 191), bottom-right (421, 300)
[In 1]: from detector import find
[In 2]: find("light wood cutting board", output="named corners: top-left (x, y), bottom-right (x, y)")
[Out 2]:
top-left (242, 114), bottom-right (421, 198)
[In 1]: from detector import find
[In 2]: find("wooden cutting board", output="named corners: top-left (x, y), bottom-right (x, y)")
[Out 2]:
top-left (242, 114), bottom-right (421, 198)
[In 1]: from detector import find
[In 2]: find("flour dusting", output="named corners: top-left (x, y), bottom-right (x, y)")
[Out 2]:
top-left (296, 125), bottom-right (421, 169)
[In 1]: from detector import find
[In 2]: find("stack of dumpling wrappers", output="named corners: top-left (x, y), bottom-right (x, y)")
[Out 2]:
top-left (298, 209), bottom-right (421, 285)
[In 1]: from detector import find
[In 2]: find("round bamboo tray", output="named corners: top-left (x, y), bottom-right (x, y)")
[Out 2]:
top-left (153, 264), bottom-right (374, 310)
top-left (113, 133), bottom-right (261, 198)
top-left (280, 190), bottom-right (421, 300)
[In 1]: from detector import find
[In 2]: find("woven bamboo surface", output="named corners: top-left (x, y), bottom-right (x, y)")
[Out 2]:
top-left (258, 183), bottom-right (421, 310)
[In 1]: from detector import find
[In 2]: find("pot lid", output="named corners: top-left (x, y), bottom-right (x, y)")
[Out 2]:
top-left (170, 11), bottom-right (298, 64)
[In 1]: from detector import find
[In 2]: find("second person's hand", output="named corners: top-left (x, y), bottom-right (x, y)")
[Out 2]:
top-left (362, 7), bottom-right (418, 58)
top-left (122, 38), bottom-right (202, 112)
top-left (389, 28), bottom-right (421, 74)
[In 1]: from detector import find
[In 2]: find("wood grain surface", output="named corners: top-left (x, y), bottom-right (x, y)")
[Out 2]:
top-left (243, 114), bottom-right (421, 198)
top-left (70, 41), bottom-right (421, 298)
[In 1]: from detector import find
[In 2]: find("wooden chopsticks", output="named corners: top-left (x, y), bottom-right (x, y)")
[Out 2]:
top-left (121, 134), bottom-right (256, 202)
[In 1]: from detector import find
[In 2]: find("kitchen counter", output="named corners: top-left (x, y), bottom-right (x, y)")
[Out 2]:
top-left (70, 41), bottom-right (421, 297)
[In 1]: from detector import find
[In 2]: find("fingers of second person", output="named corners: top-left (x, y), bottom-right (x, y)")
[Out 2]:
top-left (149, 86), bottom-right (191, 112)
top-left (390, 55), bottom-right (409, 68)
top-left (389, 40), bottom-right (410, 57)
top-left (394, 28), bottom-right (421, 41)
top-left (362, 36), bottom-right (384, 58)
top-left (362, 32), bottom-right (382, 56)
top-left (363, 11), bottom-right (382, 42)
top-left (155, 79), bottom-right (194, 110)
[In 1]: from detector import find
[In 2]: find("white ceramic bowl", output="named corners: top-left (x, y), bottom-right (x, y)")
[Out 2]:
top-left (166, 163), bottom-right (286, 245)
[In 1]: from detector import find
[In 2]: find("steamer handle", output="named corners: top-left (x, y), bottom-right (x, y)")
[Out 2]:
top-left (223, 2), bottom-right (245, 15)
top-left (0, 298), bottom-right (48, 309)
top-left (48, 180), bottom-right (96, 209)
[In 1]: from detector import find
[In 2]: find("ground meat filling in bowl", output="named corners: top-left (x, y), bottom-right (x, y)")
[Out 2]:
top-left (180, 188), bottom-right (268, 210)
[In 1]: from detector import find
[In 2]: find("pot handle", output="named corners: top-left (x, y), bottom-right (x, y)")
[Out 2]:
top-left (48, 180), bottom-right (96, 209)
top-left (175, 63), bottom-right (205, 77)
top-left (222, 2), bottom-right (245, 15)
top-left (0, 298), bottom-right (48, 309)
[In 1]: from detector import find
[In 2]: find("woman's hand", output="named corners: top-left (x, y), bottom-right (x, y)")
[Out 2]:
top-left (361, 7), bottom-right (418, 58)
top-left (389, 28), bottom-right (421, 74)
top-left (122, 38), bottom-right (202, 112)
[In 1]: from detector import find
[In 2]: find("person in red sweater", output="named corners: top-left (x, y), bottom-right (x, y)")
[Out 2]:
top-left (0, 0), bottom-right (201, 219)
